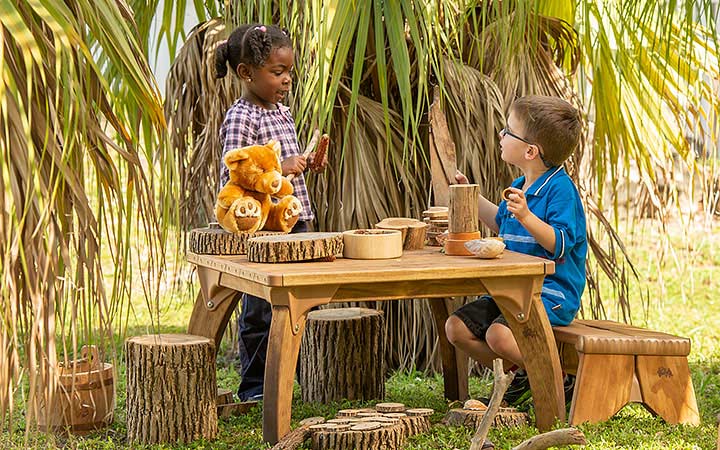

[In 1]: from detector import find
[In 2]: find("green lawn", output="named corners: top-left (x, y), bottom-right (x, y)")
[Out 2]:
top-left (2, 218), bottom-right (719, 449)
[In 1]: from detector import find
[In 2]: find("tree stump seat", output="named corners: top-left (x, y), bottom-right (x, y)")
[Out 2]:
top-left (553, 319), bottom-right (699, 426)
top-left (299, 307), bottom-right (385, 404)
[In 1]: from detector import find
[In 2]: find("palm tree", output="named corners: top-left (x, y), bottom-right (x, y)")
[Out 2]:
top-left (1, 0), bottom-right (167, 428)
top-left (163, 0), bottom-right (719, 371)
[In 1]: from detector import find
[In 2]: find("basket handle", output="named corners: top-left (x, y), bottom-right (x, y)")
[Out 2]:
top-left (80, 345), bottom-right (100, 369)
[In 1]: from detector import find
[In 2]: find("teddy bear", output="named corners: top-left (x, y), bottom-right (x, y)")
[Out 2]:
top-left (215, 140), bottom-right (303, 234)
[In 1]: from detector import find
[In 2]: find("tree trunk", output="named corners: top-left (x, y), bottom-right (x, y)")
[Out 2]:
top-left (125, 334), bottom-right (217, 445)
top-left (300, 308), bottom-right (385, 403)
top-left (247, 232), bottom-right (343, 263)
top-left (189, 223), bottom-right (281, 255)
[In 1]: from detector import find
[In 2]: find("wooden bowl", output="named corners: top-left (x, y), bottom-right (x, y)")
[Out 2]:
top-left (342, 229), bottom-right (403, 259)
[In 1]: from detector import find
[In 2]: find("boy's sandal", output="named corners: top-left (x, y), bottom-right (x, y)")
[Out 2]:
top-left (481, 438), bottom-right (495, 449)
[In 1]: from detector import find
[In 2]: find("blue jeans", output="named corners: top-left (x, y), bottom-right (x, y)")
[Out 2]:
top-left (237, 220), bottom-right (308, 401)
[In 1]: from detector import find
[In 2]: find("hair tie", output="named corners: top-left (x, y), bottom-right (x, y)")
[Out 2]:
top-left (254, 25), bottom-right (267, 33)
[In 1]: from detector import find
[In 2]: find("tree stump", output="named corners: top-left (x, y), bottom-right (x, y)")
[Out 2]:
top-left (125, 334), bottom-right (217, 445)
top-left (300, 308), bottom-right (385, 403)
top-left (375, 218), bottom-right (428, 250)
top-left (189, 223), bottom-right (281, 254)
top-left (247, 232), bottom-right (343, 262)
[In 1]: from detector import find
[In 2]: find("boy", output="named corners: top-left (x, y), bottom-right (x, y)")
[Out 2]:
top-left (445, 95), bottom-right (587, 407)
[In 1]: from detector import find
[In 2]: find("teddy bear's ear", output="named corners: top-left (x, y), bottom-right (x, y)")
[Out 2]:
top-left (224, 148), bottom-right (250, 171)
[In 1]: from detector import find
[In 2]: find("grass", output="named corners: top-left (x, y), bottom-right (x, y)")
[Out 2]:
top-left (2, 217), bottom-right (719, 449)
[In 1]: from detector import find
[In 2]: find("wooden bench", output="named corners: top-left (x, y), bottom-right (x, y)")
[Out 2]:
top-left (553, 319), bottom-right (700, 426)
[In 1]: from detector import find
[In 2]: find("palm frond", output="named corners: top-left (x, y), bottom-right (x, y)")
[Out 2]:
top-left (1, 0), bottom-right (165, 428)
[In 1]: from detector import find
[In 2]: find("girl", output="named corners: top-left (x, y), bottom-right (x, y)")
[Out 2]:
top-left (215, 23), bottom-right (327, 402)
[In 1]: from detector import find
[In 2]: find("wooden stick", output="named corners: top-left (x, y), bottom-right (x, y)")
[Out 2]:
top-left (511, 428), bottom-right (587, 450)
top-left (469, 359), bottom-right (515, 450)
top-left (271, 416), bottom-right (325, 450)
top-left (287, 129), bottom-right (320, 181)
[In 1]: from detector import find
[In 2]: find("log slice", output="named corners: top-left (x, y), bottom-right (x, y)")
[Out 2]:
top-left (189, 223), bottom-right (281, 255)
top-left (247, 232), bottom-right (343, 263)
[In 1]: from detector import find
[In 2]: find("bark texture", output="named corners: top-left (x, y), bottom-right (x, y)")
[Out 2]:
top-left (189, 224), bottom-right (280, 255)
top-left (444, 408), bottom-right (529, 429)
top-left (375, 218), bottom-right (428, 250)
top-left (300, 308), bottom-right (385, 403)
top-left (247, 232), bottom-right (343, 262)
top-left (125, 334), bottom-right (217, 445)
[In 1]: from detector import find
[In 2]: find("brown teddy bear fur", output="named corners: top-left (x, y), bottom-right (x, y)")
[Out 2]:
top-left (215, 140), bottom-right (302, 234)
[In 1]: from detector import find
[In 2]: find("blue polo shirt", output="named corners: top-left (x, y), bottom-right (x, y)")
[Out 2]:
top-left (495, 166), bottom-right (587, 326)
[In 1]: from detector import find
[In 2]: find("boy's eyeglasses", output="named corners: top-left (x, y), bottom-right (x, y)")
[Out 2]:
top-left (499, 128), bottom-right (552, 168)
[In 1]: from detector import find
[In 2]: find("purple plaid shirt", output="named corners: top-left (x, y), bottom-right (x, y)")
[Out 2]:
top-left (219, 97), bottom-right (313, 221)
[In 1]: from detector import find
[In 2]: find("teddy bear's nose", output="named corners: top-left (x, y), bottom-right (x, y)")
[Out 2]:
top-left (270, 178), bottom-right (281, 190)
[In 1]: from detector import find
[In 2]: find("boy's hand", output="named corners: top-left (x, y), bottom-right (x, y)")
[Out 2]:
top-left (454, 170), bottom-right (469, 184)
top-left (505, 187), bottom-right (530, 220)
top-left (282, 155), bottom-right (307, 176)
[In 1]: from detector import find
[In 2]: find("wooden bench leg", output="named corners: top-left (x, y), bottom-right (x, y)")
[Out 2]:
top-left (636, 355), bottom-right (700, 425)
top-left (569, 353), bottom-right (633, 425)
top-left (429, 297), bottom-right (468, 401)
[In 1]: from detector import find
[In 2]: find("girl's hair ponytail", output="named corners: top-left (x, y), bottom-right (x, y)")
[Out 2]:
top-left (214, 24), bottom-right (292, 79)
top-left (214, 41), bottom-right (230, 78)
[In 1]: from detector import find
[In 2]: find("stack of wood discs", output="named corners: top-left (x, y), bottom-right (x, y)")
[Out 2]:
top-left (444, 398), bottom-right (528, 429)
top-left (310, 403), bottom-right (433, 450)
top-left (422, 207), bottom-right (448, 246)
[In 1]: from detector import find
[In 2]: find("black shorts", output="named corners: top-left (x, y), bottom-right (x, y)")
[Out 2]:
top-left (452, 296), bottom-right (509, 340)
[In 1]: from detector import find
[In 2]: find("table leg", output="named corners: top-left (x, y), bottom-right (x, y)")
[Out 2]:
top-left (429, 297), bottom-right (469, 401)
top-left (484, 276), bottom-right (565, 431)
top-left (188, 268), bottom-right (242, 351)
top-left (263, 305), bottom-right (306, 444)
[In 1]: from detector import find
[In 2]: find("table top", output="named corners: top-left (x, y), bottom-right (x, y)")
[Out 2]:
top-left (188, 247), bottom-right (554, 288)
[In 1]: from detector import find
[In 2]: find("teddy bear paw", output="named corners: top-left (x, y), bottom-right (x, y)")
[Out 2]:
top-left (284, 198), bottom-right (302, 220)
top-left (234, 199), bottom-right (261, 218)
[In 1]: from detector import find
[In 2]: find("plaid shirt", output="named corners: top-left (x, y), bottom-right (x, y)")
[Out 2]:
top-left (219, 97), bottom-right (313, 221)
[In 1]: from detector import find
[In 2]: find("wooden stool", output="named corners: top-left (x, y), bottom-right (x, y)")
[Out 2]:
top-left (554, 320), bottom-right (700, 425)
top-left (125, 334), bottom-right (218, 444)
top-left (299, 308), bottom-right (385, 403)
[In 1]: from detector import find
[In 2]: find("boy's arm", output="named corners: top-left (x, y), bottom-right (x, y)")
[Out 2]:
top-left (455, 170), bottom-right (499, 233)
top-left (506, 185), bottom-right (584, 259)
top-left (505, 188), bottom-right (556, 253)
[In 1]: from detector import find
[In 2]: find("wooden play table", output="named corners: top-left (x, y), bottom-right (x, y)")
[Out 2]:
top-left (187, 247), bottom-right (563, 444)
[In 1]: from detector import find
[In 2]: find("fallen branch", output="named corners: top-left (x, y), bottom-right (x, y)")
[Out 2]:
top-left (511, 427), bottom-right (587, 450)
top-left (271, 416), bottom-right (325, 450)
top-left (469, 358), bottom-right (515, 450)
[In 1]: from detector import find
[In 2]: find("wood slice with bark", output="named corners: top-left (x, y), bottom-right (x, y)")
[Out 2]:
top-left (444, 407), bottom-right (529, 429)
top-left (311, 423), bottom-right (405, 450)
top-left (375, 218), bottom-right (428, 250)
top-left (247, 232), bottom-right (343, 263)
top-left (299, 308), bottom-right (385, 403)
top-left (125, 334), bottom-right (217, 445)
top-left (189, 223), bottom-right (281, 255)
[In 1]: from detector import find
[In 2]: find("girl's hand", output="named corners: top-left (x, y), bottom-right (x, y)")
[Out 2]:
top-left (454, 170), bottom-right (469, 184)
top-left (282, 155), bottom-right (307, 176)
top-left (308, 151), bottom-right (328, 173)
top-left (505, 187), bottom-right (530, 220)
